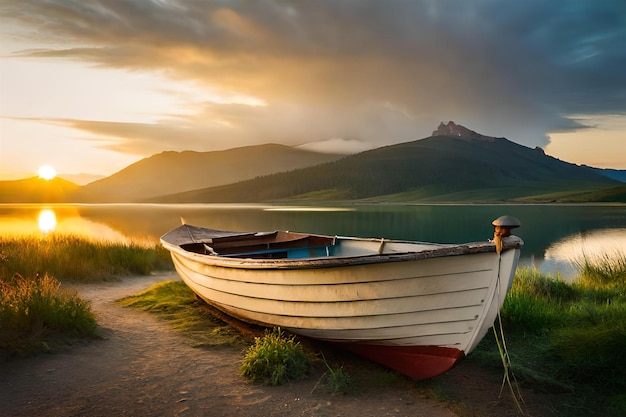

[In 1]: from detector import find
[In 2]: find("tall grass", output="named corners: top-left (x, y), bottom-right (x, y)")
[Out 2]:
top-left (0, 273), bottom-right (98, 359)
top-left (490, 258), bottom-right (626, 416)
top-left (501, 268), bottom-right (576, 333)
top-left (0, 234), bottom-right (173, 282)
top-left (574, 250), bottom-right (626, 289)
top-left (0, 234), bottom-right (174, 359)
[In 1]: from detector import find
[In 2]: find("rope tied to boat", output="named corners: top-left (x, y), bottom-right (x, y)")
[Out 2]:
top-left (493, 233), bottom-right (526, 415)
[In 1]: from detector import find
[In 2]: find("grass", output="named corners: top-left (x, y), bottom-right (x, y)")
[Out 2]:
top-left (0, 234), bottom-right (173, 283)
top-left (240, 327), bottom-right (310, 385)
top-left (514, 185), bottom-right (626, 203)
top-left (0, 273), bottom-right (98, 360)
top-left (117, 280), bottom-right (241, 347)
top-left (574, 250), bottom-right (626, 288)
top-left (320, 354), bottom-right (356, 395)
top-left (0, 234), bottom-right (174, 359)
top-left (472, 253), bottom-right (626, 417)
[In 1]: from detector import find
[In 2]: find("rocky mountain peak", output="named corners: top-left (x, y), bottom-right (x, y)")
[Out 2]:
top-left (432, 121), bottom-right (497, 141)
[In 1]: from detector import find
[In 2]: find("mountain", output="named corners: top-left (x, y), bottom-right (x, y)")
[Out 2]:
top-left (149, 122), bottom-right (621, 203)
top-left (590, 167), bottom-right (626, 183)
top-left (431, 120), bottom-right (496, 140)
top-left (75, 144), bottom-right (343, 202)
top-left (0, 177), bottom-right (80, 203)
top-left (2, 123), bottom-right (621, 204)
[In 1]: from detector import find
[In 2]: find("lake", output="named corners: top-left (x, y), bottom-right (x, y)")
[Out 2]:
top-left (2, 203), bottom-right (625, 280)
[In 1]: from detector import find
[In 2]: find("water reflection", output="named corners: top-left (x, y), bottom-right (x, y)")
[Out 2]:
top-left (2, 203), bottom-right (626, 276)
top-left (546, 229), bottom-right (626, 261)
top-left (38, 209), bottom-right (57, 233)
top-left (1, 205), bottom-right (153, 245)
top-left (536, 228), bottom-right (626, 280)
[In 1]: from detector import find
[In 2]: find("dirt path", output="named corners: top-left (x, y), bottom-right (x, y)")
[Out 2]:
top-left (0, 273), bottom-right (459, 417)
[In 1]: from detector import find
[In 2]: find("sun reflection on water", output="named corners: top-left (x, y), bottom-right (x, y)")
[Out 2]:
top-left (2, 207), bottom-right (156, 247)
top-left (38, 209), bottom-right (57, 233)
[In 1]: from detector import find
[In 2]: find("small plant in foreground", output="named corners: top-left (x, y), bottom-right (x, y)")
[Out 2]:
top-left (240, 327), bottom-right (309, 385)
top-left (322, 357), bottom-right (355, 395)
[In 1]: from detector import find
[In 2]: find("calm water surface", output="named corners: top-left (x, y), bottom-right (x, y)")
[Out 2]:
top-left (1, 203), bottom-right (625, 279)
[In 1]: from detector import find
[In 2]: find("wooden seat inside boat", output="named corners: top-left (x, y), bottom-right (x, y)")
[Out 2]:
top-left (178, 228), bottom-right (445, 259)
top-left (207, 231), bottom-right (336, 258)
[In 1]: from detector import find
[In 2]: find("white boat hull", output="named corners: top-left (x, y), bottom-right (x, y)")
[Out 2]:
top-left (161, 223), bottom-right (522, 379)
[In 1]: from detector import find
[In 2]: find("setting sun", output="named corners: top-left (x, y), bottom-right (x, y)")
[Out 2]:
top-left (38, 165), bottom-right (57, 180)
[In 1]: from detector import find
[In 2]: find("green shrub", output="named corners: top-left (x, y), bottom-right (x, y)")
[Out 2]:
top-left (240, 327), bottom-right (309, 385)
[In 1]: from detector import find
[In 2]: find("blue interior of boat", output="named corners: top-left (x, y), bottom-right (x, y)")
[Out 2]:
top-left (221, 244), bottom-right (335, 259)
top-left (218, 238), bottom-right (394, 259)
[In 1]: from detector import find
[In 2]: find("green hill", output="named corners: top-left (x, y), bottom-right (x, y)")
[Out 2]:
top-left (514, 185), bottom-right (626, 203)
top-left (149, 133), bottom-right (620, 203)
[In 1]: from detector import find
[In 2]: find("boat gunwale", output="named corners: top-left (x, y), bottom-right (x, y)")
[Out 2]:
top-left (161, 227), bottom-right (523, 270)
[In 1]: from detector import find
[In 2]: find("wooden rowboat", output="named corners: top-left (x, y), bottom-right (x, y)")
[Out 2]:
top-left (160, 216), bottom-right (523, 379)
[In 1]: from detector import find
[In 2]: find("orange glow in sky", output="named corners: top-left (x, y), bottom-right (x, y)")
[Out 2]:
top-left (545, 115), bottom-right (626, 169)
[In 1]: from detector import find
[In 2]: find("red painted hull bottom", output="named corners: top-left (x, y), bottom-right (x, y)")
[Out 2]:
top-left (336, 344), bottom-right (465, 380)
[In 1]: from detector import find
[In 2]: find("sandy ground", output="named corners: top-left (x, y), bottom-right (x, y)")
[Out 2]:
top-left (0, 273), bottom-right (464, 417)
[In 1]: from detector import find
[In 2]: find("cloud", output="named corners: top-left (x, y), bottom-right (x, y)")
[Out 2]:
top-left (296, 138), bottom-right (375, 155)
top-left (1, 0), bottom-right (625, 154)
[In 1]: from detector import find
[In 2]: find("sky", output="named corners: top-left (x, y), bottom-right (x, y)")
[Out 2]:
top-left (1, 0), bottom-right (625, 183)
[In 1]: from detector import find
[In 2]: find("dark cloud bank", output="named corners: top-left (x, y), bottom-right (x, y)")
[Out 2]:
top-left (2, 0), bottom-right (625, 153)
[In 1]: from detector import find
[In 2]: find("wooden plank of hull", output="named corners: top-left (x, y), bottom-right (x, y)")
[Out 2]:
top-left (176, 266), bottom-right (494, 302)
top-left (191, 296), bottom-right (474, 347)
top-left (214, 303), bottom-right (486, 331)
top-left (181, 274), bottom-right (490, 318)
